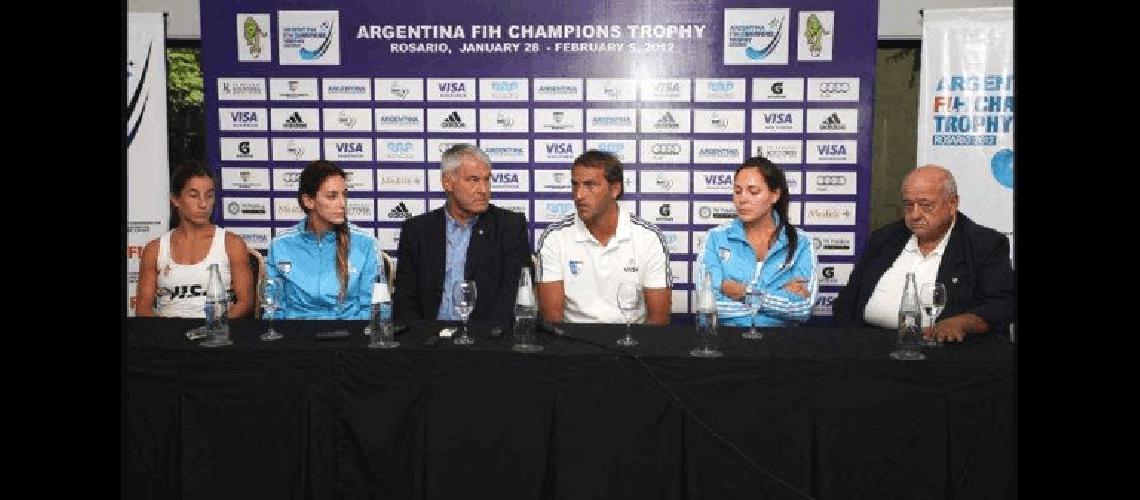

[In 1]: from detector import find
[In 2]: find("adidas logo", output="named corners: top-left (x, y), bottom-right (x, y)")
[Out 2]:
top-left (283, 111), bottom-right (307, 129)
top-left (655, 112), bottom-right (679, 129)
top-left (388, 202), bottom-right (412, 219)
top-left (441, 111), bottom-right (466, 129)
top-left (820, 113), bottom-right (846, 131)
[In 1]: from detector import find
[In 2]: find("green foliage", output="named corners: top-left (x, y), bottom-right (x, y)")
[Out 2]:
top-left (166, 47), bottom-right (205, 168)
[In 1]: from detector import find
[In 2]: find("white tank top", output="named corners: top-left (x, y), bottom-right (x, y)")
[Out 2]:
top-left (154, 227), bottom-right (233, 317)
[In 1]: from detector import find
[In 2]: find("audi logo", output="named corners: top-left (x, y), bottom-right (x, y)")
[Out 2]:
top-left (651, 143), bottom-right (682, 155)
top-left (815, 175), bottom-right (848, 186)
top-left (818, 82), bottom-right (851, 93)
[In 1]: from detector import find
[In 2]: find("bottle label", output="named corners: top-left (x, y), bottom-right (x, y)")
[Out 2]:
top-left (516, 286), bottom-right (535, 307)
top-left (372, 282), bottom-right (391, 303)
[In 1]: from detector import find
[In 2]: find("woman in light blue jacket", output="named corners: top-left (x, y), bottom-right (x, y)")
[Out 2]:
top-left (266, 160), bottom-right (379, 319)
top-left (699, 156), bottom-right (818, 326)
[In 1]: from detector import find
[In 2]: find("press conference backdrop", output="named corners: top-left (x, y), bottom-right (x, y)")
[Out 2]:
top-left (202, 0), bottom-right (878, 319)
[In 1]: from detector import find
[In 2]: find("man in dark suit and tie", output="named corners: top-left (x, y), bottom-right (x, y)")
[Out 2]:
top-left (393, 144), bottom-right (530, 324)
top-left (833, 165), bottom-right (1013, 342)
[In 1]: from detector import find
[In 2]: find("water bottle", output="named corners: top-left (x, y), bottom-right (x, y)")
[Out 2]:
top-left (691, 270), bottom-right (723, 358)
top-left (512, 267), bottom-right (542, 353)
top-left (368, 265), bottom-right (398, 348)
top-left (201, 263), bottom-right (233, 347)
top-left (892, 271), bottom-right (924, 360)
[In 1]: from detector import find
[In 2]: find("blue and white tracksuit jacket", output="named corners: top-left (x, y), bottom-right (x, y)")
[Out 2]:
top-left (698, 214), bottom-right (818, 327)
top-left (265, 217), bottom-right (379, 320)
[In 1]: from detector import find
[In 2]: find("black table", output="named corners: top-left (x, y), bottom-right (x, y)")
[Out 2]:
top-left (125, 318), bottom-right (1014, 499)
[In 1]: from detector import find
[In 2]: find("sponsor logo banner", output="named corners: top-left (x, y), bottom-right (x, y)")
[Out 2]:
top-left (751, 78), bottom-right (805, 101)
top-left (585, 139), bottom-right (636, 163)
top-left (376, 169), bottom-right (426, 192)
top-left (639, 170), bottom-right (691, 194)
top-left (533, 78), bottom-right (584, 101)
top-left (223, 197), bottom-right (271, 220)
top-left (220, 137), bottom-right (268, 161)
top-left (806, 77), bottom-right (860, 101)
top-left (374, 78), bottom-right (424, 101)
top-left (694, 78), bottom-right (746, 102)
top-left (219, 108), bottom-right (267, 131)
top-left (693, 140), bottom-right (744, 164)
top-left (322, 108), bottom-right (372, 132)
top-left (322, 78), bottom-right (371, 101)
top-left (639, 139), bottom-right (690, 164)
top-left (478, 139), bottom-right (529, 163)
top-left (374, 108), bottom-right (425, 133)
top-left (217, 77), bottom-right (266, 101)
top-left (269, 77), bottom-right (319, 100)
top-left (751, 108), bottom-right (804, 133)
top-left (479, 78), bottom-right (529, 101)
top-left (805, 171), bottom-right (857, 195)
top-left (427, 78), bottom-right (476, 101)
top-left (221, 168), bottom-right (270, 190)
top-left (376, 138), bottom-right (426, 163)
top-left (586, 78), bottom-right (637, 101)
top-left (534, 139), bottom-right (583, 163)
top-left (479, 108), bottom-right (530, 133)
top-left (803, 202), bottom-right (856, 225)
top-left (270, 137), bottom-right (320, 162)
top-left (692, 109), bottom-right (745, 134)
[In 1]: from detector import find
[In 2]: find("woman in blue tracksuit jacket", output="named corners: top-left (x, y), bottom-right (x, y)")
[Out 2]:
top-left (699, 156), bottom-right (818, 327)
top-left (265, 160), bottom-right (378, 319)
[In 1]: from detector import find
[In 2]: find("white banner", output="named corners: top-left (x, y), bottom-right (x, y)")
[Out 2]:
top-left (127, 13), bottom-right (171, 316)
top-left (917, 8), bottom-right (1013, 251)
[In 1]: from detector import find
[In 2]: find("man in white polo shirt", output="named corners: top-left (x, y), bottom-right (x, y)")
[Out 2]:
top-left (536, 150), bottom-right (672, 324)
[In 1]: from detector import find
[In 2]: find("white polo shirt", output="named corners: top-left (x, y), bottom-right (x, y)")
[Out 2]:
top-left (536, 207), bottom-right (672, 323)
top-left (862, 218), bottom-right (956, 328)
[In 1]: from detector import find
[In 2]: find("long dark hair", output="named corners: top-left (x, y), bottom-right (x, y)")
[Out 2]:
top-left (169, 160), bottom-right (216, 229)
top-left (298, 160), bottom-right (350, 302)
top-left (734, 156), bottom-right (798, 268)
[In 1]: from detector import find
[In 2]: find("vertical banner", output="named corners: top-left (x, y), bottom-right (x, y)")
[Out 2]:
top-left (127, 12), bottom-right (171, 316)
top-left (917, 8), bottom-right (1013, 251)
top-left (201, 0), bottom-right (878, 321)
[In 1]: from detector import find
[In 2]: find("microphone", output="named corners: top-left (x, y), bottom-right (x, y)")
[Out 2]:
top-left (536, 318), bottom-right (565, 337)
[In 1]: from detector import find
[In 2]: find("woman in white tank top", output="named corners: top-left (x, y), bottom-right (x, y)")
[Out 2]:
top-left (134, 162), bottom-right (254, 318)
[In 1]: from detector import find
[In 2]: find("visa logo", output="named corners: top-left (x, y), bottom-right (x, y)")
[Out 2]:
top-left (438, 82), bottom-right (467, 92)
top-left (764, 113), bottom-right (792, 124)
top-left (492, 172), bottom-right (519, 183)
top-left (546, 143), bottom-right (574, 154)
top-left (703, 174), bottom-right (733, 186)
top-left (816, 144), bottom-right (848, 155)
top-left (229, 112), bottom-right (258, 122)
top-left (336, 143), bottom-right (363, 153)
